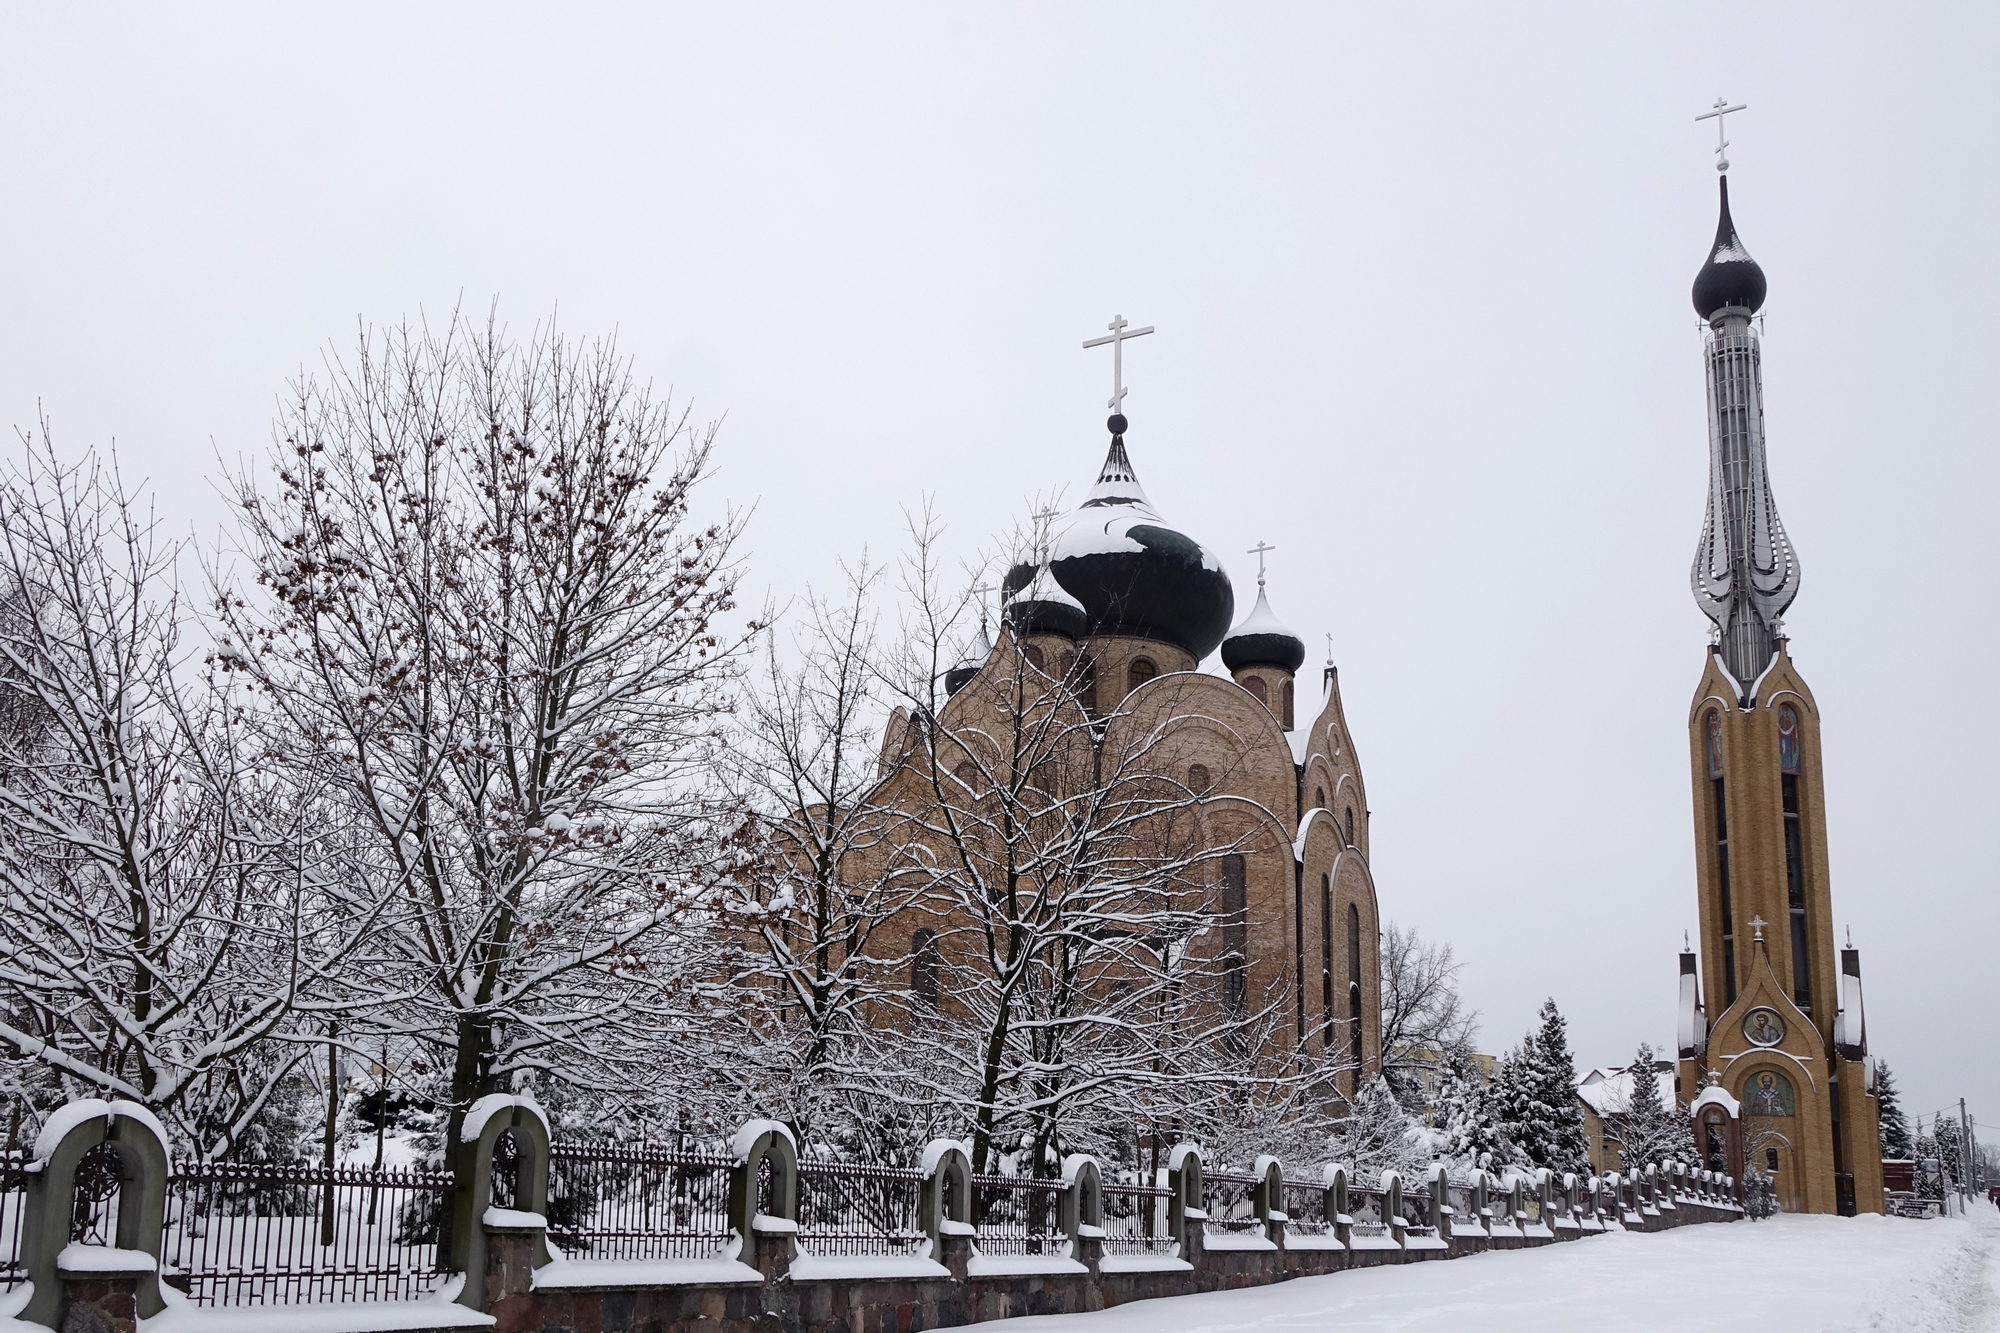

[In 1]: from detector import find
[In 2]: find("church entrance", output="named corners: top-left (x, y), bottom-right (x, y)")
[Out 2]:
top-left (1750, 1125), bottom-right (1803, 1213)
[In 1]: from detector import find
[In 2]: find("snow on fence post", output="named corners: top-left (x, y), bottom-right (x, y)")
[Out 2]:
top-left (1253, 1156), bottom-right (1285, 1244)
top-left (1425, 1162), bottom-right (1450, 1240)
top-left (1532, 1168), bottom-right (1553, 1235)
top-left (1167, 1142), bottom-right (1203, 1260)
top-left (1060, 1154), bottom-right (1104, 1265)
top-left (1507, 1175), bottom-right (1525, 1231)
top-left (1470, 1170), bottom-right (1491, 1237)
top-left (453, 1092), bottom-right (551, 1312)
top-left (919, 1139), bottom-right (972, 1260)
top-left (1325, 1163), bottom-right (1352, 1248)
top-left (19, 1098), bottom-right (171, 1329)
top-left (728, 1119), bottom-right (799, 1280)
top-left (1380, 1170), bottom-right (1405, 1248)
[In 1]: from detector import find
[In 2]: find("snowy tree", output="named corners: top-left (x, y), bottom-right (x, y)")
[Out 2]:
top-left (1875, 1061), bottom-right (1914, 1159)
top-left (1742, 1164), bottom-right (1778, 1219)
top-left (1607, 1043), bottom-right (1695, 1170)
top-left (1377, 922), bottom-right (1478, 1112)
top-left (1491, 1000), bottom-right (1590, 1176)
top-left (1327, 1074), bottom-right (1432, 1183)
top-left (0, 434), bottom-right (372, 1155)
top-left (1428, 1046), bottom-right (1518, 1172)
top-left (215, 313), bottom-right (753, 1154)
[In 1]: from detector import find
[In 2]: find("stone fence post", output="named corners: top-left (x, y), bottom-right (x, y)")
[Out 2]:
top-left (451, 1092), bottom-right (551, 1313)
top-left (1167, 1142), bottom-right (1204, 1261)
top-left (1425, 1162), bottom-right (1451, 1240)
top-left (729, 1119), bottom-right (800, 1280)
top-left (1252, 1155), bottom-right (1285, 1245)
top-left (921, 1139), bottom-right (974, 1276)
top-left (1381, 1170), bottom-right (1404, 1247)
top-left (1061, 1153), bottom-right (1104, 1268)
top-left (19, 1099), bottom-right (171, 1330)
top-left (1326, 1163), bottom-right (1352, 1249)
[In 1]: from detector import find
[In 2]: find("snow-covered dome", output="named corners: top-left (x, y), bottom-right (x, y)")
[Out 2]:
top-left (1003, 560), bottom-right (1087, 641)
top-left (1220, 585), bottom-right (1305, 674)
top-left (1003, 417), bottom-right (1233, 660)
top-left (1692, 176), bottom-right (1768, 319)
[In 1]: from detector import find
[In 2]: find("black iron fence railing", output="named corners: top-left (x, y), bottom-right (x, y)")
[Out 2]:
top-left (0, 1148), bottom-right (24, 1292)
top-left (1100, 1180), bottom-right (1174, 1255)
top-left (1280, 1180), bottom-right (1333, 1236)
top-left (546, 1142), bottom-right (735, 1262)
top-left (1202, 1170), bottom-right (1262, 1234)
top-left (969, 1173), bottom-right (1066, 1256)
top-left (796, 1160), bottom-right (926, 1257)
top-left (162, 1160), bottom-right (452, 1306)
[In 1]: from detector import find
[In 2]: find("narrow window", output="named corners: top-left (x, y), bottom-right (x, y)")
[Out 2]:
top-left (1346, 902), bottom-right (1362, 1058)
top-left (1021, 643), bottom-right (1045, 672)
top-left (911, 928), bottom-right (940, 1009)
top-left (1319, 874), bottom-right (1334, 1048)
top-left (1314, 786), bottom-right (1325, 811)
top-left (1766, 1148), bottom-right (1780, 1173)
top-left (953, 759), bottom-right (981, 792)
top-left (1243, 675), bottom-right (1268, 705)
top-left (1128, 657), bottom-right (1157, 693)
top-left (1294, 871), bottom-right (1306, 1042)
top-left (1708, 710), bottom-right (1736, 1007)
top-left (1281, 679), bottom-right (1294, 730)
top-left (1188, 763), bottom-right (1211, 796)
top-left (1344, 807), bottom-right (1355, 847)
top-left (1221, 855), bottom-right (1249, 1021)
top-left (1225, 955), bottom-right (1247, 1014)
top-left (1779, 705), bottom-right (1810, 1013)
top-left (1078, 659), bottom-right (1098, 716)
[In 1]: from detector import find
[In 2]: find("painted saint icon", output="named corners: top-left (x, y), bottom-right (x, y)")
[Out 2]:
top-left (1706, 710), bottom-right (1724, 780)
top-left (1743, 1008), bottom-right (1786, 1048)
top-left (1746, 1070), bottom-right (1795, 1117)
top-left (1777, 704), bottom-right (1801, 775)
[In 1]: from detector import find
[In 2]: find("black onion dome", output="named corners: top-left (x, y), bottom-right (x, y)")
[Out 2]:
top-left (1692, 175), bottom-right (1767, 319)
top-left (1219, 586), bottom-right (1306, 674)
top-left (1003, 562), bottom-right (1087, 641)
top-left (943, 622), bottom-right (992, 696)
top-left (1046, 424), bottom-right (1234, 660)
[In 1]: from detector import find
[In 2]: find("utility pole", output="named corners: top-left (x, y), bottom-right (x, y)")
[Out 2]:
top-left (1960, 1099), bottom-right (1976, 1202)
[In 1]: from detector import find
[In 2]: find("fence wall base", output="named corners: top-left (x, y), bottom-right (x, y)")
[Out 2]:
top-left (57, 1272), bottom-right (142, 1333)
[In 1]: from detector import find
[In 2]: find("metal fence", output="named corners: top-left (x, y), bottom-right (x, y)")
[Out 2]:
top-left (971, 1174), bottom-right (1065, 1256)
top-left (161, 1160), bottom-right (452, 1306)
top-left (796, 1160), bottom-right (926, 1257)
top-left (1100, 1179), bottom-right (1174, 1255)
top-left (1349, 1186), bottom-right (1388, 1238)
top-left (546, 1142), bottom-right (735, 1262)
top-left (1202, 1170), bottom-right (1262, 1235)
top-left (0, 1148), bottom-right (24, 1292)
top-left (1280, 1181), bottom-right (1333, 1238)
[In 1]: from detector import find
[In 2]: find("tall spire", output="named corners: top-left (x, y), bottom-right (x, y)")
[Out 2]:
top-left (1689, 157), bottom-right (1799, 699)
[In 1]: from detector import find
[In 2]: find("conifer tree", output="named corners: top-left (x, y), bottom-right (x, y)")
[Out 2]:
top-left (1875, 1061), bottom-right (1914, 1159)
top-left (1495, 1000), bottom-right (1590, 1175)
top-left (1616, 1043), bottom-right (1696, 1170)
top-left (1430, 1046), bottom-right (1518, 1171)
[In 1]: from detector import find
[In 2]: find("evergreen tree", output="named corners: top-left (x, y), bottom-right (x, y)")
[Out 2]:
top-left (1617, 1043), bottom-right (1697, 1170)
top-left (1495, 1000), bottom-right (1591, 1175)
top-left (1743, 1165), bottom-right (1779, 1219)
top-left (1931, 1113), bottom-right (1965, 1191)
top-left (1876, 1062), bottom-right (1914, 1159)
top-left (1429, 1046), bottom-right (1519, 1172)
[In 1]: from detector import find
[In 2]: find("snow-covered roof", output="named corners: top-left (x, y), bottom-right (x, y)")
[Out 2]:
top-left (1227, 586), bottom-right (1299, 642)
top-left (1574, 1061), bottom-right (1674, 1118)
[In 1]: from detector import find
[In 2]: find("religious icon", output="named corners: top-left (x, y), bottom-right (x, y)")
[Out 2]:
top-left (1706, 710), bottom-right (1724, 780)
top-left (1742, 1008), bottom-right (1786, 1048)
top-left (1745, 1070), bottom-right (1795, 1117)
top-left (1777, 704), bottom-right (1801, 775)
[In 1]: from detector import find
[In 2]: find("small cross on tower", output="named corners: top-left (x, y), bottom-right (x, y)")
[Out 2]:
top-left (1247, 541), bottom-right (1276, 588)
top-left (1082, 315), bottom-right (1155, 415)
top-left (1694, 97), bottom-right (1748, 173)
top-left (1749, 914), bottom-right (1768, 942)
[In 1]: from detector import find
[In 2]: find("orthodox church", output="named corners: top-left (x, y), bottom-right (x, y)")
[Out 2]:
top-left (1672, 154), bottom-right (1884, 1215)
top-left (863, 363), bottom-right (1386, 1095)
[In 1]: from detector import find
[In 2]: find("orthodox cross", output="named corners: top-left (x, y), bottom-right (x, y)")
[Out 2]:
top-left (1247, 540), bottom-right (1276, 588)
top-left (1082, 315), bottom-right (1155, 414)
top-left (969, 582), bottom-right (995, 634)
top-left (1325, 632), bottom-right (1334, 664)
top-left (1749, 914), bottom-right (1767, 942)
top-left (1695, 97), bottom-right (1747, 173)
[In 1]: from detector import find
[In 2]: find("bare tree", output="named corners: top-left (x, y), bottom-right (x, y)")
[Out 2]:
top-left (1377, 921), bottom-right (1479, 1111)
top-left (215, 312), bottom-right (752, 1150)
top-left (0, 431), bottom-right (369, 1154)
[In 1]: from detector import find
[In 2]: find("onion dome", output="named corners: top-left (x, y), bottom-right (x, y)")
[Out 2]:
top-left (943, 620), bottom-right (992, 696)
top-left (1003, 560), bottom-right (1087, 641)
top-left (1219, 585), bottom-right (1305, 674)
top-left (1029, 414), bottom-right (1234, 660)
top-left (1691, 176), bottom-right (1767, 319)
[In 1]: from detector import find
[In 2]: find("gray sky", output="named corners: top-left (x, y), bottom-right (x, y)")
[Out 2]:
top-left (4, 5), bottom-right (1994, 1137)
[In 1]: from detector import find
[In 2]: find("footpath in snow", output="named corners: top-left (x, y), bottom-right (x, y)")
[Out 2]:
top-left (988, 1204), bottom-right (2000, 1333)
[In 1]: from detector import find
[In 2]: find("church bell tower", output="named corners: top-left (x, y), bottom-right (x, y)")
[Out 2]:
top-left (1673, 121), bottom-right (1883, 1217)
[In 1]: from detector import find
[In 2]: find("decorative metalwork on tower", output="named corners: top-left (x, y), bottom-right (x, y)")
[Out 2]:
top-left (1689, 162), bottom-right (1799, 698)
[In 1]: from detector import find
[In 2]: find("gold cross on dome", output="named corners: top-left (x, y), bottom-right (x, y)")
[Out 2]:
top-left (1749, 914), bottom-right (1767, 941)
top-left (1694, 97), bottom-right (1747, 173)
top-left (1082, 315), bottom-right (1155, 414)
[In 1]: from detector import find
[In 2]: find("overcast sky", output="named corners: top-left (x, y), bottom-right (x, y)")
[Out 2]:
top-left (4, 5), bottom-right (1994, 1138)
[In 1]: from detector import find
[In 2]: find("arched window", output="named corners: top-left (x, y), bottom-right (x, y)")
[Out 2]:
top-left (1314, 786), bottom-right (1325, 811)
top-left (1128, 657), bottom-right (1157, 692)
top-left (953, 759), bottom-right (981, 792)
top-left (1281, 679), bottom-right (1294, 730)
top-left (911, 928), bottom-right (940, 1009)
top-left (1777, 703), bottom-right (1810, 1013)
top-left (1243, 675), bottom-right (1269, 705)
top-left (1021, 643), bottom-right (1045, 672)
top-left (1346, 902), bottom-right (1362, 1056)
top-left (1344, 807), bottom-right (1355, 847)
top-left (1221, 854), bottom-right (1247, 929)
top-left (1188, 763), bottom-right (1211, 796)
top-left (1707, 709), bottom-right (1736, 1006)
top-left (1319, 874), bottom-right (1334, 1048)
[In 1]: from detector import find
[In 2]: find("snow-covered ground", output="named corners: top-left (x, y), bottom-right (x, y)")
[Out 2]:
top-left (993, 1205), bottom-right (2000, 1333)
